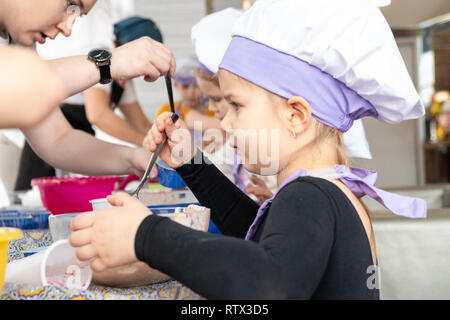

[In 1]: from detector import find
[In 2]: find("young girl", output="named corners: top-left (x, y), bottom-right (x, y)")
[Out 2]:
top-left (190, 8), bottom-right (372, 202)
top-left (70, 0), bottom-right (426, 299)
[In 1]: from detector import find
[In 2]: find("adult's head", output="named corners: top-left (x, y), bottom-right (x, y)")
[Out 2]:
top-left (0, 0), bottom-right (97, 46)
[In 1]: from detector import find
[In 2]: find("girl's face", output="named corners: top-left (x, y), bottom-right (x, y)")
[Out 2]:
top-left (4, 0), bottom-right (96, 46)
top-left (173, 82), bottom-right (203, 110)
top-left (218, 70), bottom-right (293, 176)
top-left (196, 76), bottom-right (230, 121)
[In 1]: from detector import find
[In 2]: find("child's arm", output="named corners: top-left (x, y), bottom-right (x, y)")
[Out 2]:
top-left (70, 180), bottom-right (338, 299)
top-left (175, 149), bottom-right (259, 238)
top-left (133, 179), bottom-right (337, 299)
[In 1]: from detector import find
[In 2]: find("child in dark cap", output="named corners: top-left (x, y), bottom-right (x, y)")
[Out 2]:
top-left (114, 16), bottom-right (163, 45)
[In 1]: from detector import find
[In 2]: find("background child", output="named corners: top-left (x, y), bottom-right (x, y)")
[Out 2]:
top-left (155, 55), bottom-right (221, 133)
top-left (191, 8), bottom-right (278, 202)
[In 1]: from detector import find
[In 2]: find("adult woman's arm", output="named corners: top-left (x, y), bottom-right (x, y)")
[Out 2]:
top-left (21, 107), bottom-right (151, 177)
top-left (83, 87), bottom-right (146, 146)
top-left (0, 47), bottom-right (66, 129)
top-left (47, 37), bottom-right (176, 99)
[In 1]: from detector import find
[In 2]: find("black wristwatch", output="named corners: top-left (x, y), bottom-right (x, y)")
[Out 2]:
top-left (88, 48), bottom-right (112, 84)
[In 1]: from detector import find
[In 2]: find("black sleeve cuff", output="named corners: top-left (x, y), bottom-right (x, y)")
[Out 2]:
top-left (134, 214), bottom-right (168, 263)
top-left (175, 148), bottom-right (211, 178)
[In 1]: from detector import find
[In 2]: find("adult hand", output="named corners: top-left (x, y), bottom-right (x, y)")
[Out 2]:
top-left (111, 37), bottom-right (176, 82)
top-left (245, 176), bottom-right (274, 205)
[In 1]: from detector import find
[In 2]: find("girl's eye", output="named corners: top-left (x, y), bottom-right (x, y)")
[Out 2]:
top-left (211, 97), bottom-right (222, 103)
top-left (231, 102), bottom-right (242, 111)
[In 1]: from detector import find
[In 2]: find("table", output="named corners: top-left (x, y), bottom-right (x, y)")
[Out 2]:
top-left (1, 229), bottom-right (202, 300)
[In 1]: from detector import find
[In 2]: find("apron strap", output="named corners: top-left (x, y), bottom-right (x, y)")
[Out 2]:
top-left (334, 165), bottom-right (427, 219)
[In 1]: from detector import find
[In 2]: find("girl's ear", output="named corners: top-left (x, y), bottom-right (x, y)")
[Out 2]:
top-left (286, 96), bottom-right (313, 136)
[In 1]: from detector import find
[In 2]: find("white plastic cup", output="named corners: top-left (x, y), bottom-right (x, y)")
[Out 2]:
top-left (89, 198), bottom-right (113, 211)
top-left (5, 239), bottom-right (92, 290)
top-left (48, 212), bottom-right (81, 241)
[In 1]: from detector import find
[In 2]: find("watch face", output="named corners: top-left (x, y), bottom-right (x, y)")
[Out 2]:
top-left (88, 49), bottom-right (112, 62)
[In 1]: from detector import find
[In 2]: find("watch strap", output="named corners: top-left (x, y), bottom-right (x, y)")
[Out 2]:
top-left (98, 63), bottom-right (112, 85)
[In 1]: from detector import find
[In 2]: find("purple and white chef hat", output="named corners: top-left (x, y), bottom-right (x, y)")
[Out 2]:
top-left (193, 6), bottom-right (373, 159)
top-left (191, 8), bottom-right (243, 76)
top-left (219, 0), bottom-right (425, 133)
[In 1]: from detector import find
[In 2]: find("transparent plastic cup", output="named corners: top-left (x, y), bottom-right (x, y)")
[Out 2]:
top-left (0, 228), bottom-right (23, 293)
top-left (89, 198), bottom-right (113, 211)
top-left (4, 239), bottom-right (92, 290)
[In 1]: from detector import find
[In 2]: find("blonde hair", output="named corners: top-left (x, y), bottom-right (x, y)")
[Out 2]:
top-left (313, 121), bottom-right (350, 167)
top-left (196, 67), bottom-right (220, 86)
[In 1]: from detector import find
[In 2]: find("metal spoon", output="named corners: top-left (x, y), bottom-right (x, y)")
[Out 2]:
top-left (129, 74), bottom-right (178, 198)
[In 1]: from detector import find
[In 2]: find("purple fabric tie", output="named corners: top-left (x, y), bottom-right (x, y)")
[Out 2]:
top-left (220, 36), bottom-right (378, 132)
top-left (245, 166), bottom-right (427, 241)
top-left (233, 153), bottom-right (246, 192)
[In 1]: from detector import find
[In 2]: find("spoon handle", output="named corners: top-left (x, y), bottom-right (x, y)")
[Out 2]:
top-left (130, 133), bottom-right (167, 198)
top-left (131, 113), bottom-right (179, 198)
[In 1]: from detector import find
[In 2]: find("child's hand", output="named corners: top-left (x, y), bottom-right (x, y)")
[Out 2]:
top-left (143, 112), bottom-right (195, 168)
top-left (69, 192), bottom-right (152, 272)
top-left (245, 176), bottom-right (274, 205)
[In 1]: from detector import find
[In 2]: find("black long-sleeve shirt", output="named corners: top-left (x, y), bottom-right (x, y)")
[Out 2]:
top-left (134, 151), bottom-right (379, 299)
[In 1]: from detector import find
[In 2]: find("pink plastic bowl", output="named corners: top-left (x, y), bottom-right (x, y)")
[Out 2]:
top-left (31, 176), bottom-right (124, 215)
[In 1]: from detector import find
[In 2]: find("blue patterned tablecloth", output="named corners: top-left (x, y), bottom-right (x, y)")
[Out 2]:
top-left (1, 230), bottom-right (202, 300)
